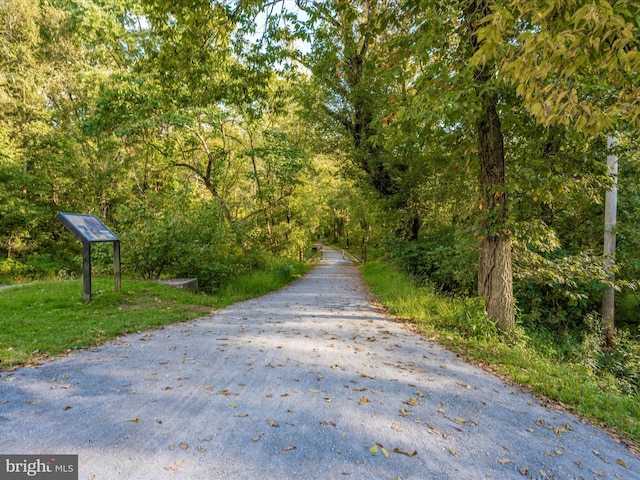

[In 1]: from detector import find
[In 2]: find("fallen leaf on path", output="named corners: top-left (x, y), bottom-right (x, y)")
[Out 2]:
top-left (282, 446), bottom-right (296, 451)
top-left (403, 397), bottom-right (418, 406)
top-left (616, 458), bottom-right (628, 468)
top-left (454, 418), bottom-right (467, 425)
top-left (268, 418), bottom-right (279, 427)
top-left (369, 445), bottom-right (378, 454)
top-left (164, 461), bottom-right (183, 472)
top-left (391, 422), bottom-right (401, 431)
top-left (235, 413), bottom-right (249, 417)
top-left (126, 418), bottom-right (140, 423)
top-left (400, 408), bottom-right (410, 417)
top-left (229, 403), bottom-right (239, 408)
top-left (252, 435), bottom-right (260, 442)
top-left (179, 442), bottom-right (188, 450)
top-left (359, 396), bottom-right (370, 405)
top-left (447, 446), bottom-right (458, 457)
top-left (392, 448), bottom-right (417, 457)
top-left (63, 405), bottom-right (72, 411)
top-left (593, 450), bottom-right (610, 463)
top-left (497, 458), bottom-right (513, 464)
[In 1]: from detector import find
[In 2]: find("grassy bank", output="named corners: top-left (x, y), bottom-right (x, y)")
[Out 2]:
top-left (0, 259), bottom-right (310, 368)
top-left (360, 261), bottom-right (640, 451)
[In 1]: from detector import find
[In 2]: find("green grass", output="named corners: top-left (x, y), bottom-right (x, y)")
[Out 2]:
top-left (0, 260), bottom-right (310, 368)
top-left (360, 261), bottom-right (640, 451)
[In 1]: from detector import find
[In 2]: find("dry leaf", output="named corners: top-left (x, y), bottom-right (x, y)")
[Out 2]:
top-left (497, 458), bottom-right (513, 464)
top-left (282, 446), bottom-right (296, 451)
top-left (179, 442), bottom-right (188, 450)
top-left (616, 458), bottom-right (628, 468)
top-left (252, 435), bottom-right (260, 442)
top-left (236, 413), bottom-right (249, 417)
top-left (63, 405), bottom-right (72, 411)
top-left (447, 446), bottom-right (458, 457)
top-left (268, 418), bottom-right (279, 427)
top-left (403, 397), bottom-right (418, 406)
top-left (359, 396), bottom-right (370, 405)
top-left (392, 448), bottom-right (417, 457)
top-left (126, 418), bottom-right (140, 423)
top-left (391, 422), bottom-right (401, 431)
top-left (400, 408), bottom-right (410, 417)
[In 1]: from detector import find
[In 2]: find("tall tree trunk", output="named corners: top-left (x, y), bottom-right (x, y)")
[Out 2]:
top-left (467, 0), bottom-right (516, 333)
top-left (602, 134), bottom-right (618, 347)
top-left (476, 92), bottom-right (516, 333)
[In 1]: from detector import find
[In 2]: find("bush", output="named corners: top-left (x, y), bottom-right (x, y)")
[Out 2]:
top-left (384, 227), bottom-right (476, 295)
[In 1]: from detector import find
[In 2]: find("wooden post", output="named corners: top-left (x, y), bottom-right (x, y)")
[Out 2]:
top-left (114, 240), bottom-right (121, 292)
top-left (82, 241), bottom-right (92, 301)
top-left (602, 135), bottom-right (618, 346)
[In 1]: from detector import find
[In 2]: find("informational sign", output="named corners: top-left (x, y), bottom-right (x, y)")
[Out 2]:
top-left (56, 213), bottom-right (119, 243)
top-left (56, 212), bottom-right (121, 301)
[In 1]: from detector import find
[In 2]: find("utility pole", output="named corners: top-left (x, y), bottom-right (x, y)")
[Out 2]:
top-left (602, 135), bottom-right (618, 347)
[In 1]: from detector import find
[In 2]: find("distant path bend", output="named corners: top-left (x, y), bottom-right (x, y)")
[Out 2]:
top-left (1, 247), bottom-right (638, 479)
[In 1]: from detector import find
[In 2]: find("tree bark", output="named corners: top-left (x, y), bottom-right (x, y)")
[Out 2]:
top-left (475, 92), bottom-right (516, 333)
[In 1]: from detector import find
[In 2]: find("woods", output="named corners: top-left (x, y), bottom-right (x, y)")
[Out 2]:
top-left (1, 1), bottom-right (639, 389)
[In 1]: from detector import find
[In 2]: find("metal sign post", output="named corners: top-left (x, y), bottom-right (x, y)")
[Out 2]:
top-left (56, 212), bottom-right (121, 301)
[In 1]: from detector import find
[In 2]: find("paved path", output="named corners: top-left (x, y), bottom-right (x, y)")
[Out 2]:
top-left (1, 248), bottom-right (638, 479)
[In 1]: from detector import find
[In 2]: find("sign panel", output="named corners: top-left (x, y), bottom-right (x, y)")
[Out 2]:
top-left (56, 213), bottom-right (119, 243)
top-left (56, 212), bottom-right (121, 300)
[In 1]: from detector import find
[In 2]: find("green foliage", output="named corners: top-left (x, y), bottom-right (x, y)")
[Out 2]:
top-left (118, 197), bottom-right (237, 290)
top-left (384, 228), bottom-right (477, 295)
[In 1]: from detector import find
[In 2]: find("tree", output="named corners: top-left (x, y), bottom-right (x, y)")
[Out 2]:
top-left (475, 0), bottom-right (640, 341)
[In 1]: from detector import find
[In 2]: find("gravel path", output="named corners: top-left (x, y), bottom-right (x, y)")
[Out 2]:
top-left (1, 247), bottom-right (638, 479)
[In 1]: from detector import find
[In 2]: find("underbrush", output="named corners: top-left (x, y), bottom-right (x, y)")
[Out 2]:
top-left (360, 261), bottom-right (640, 448)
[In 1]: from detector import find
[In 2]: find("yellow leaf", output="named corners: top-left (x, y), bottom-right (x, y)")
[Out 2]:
top-left (447, 446), bottom-right (459, 457)
top-left (381, 447), bottom-right (390, 457)
top-left (616, 458), bottom-right (628, 468)
top-left (359, 396), bottom-right (370, 405)
top-left (369, 445), bottom-right (378, 454)
top-left (126, 418), bottom-right (140, 423)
